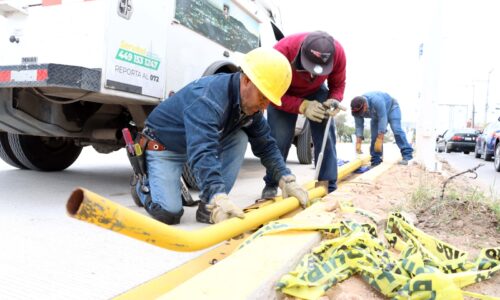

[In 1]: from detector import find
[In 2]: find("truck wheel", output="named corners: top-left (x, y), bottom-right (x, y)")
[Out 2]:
top-left (297, 120), bottom-right (312, 164)
top-left (494, 143), bottom-right (500, 172)
top-left (8, 134), bottom-right (82, 171)
top-left (182, 163), bottom-right (199, 190)
top-left (0, 132), bottom-right (27, 169)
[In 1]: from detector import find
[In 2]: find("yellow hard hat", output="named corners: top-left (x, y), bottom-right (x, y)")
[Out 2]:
top-left (240, 47), bottom-right (292, 106)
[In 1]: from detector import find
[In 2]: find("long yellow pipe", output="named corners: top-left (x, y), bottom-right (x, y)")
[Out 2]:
top-left (338, 154), bottom-right (370, 179)
top-left (66, 186), bottom-right (326, 252)
top-left (66, 155), bottom-right (370, 252)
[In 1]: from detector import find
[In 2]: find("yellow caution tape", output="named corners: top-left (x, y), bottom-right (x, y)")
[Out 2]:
top-left (239, 201), bottom-right (500, 300)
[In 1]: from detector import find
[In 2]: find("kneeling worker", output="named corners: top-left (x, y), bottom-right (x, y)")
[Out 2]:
top-left (133, 48), bottom-right (310, 225)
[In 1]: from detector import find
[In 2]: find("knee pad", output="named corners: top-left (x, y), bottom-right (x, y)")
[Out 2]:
top-left (144, 195), bottom-right (184, 225)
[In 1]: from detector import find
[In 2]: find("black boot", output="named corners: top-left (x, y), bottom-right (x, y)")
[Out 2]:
top-left (261, 185), bottom-right (278, 199)
top-left (196, 202), bottom-right (213, 224)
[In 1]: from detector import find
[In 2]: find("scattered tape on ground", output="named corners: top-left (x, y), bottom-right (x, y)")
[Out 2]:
top-left (239, 200), bottom-right (500, 300)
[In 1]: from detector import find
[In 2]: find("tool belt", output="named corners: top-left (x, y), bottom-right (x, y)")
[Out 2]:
top-left (139, 136), bottom-right (166, 151)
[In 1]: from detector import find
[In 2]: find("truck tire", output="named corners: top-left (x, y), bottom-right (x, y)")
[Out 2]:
top-left (7, 134), bottom-right (82, 171)
top-left (0, 132), bottom-right (27, 169)
top-left (182, 163), bottom-right (199, 190)
top-left (297, 120), bottom-right (313, 164)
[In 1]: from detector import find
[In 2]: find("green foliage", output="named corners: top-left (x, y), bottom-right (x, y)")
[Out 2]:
top-left (409, 177), bottom-right (437, 209)
top-left (334, 113), bottom-right (355, 142)
top-left (407, 175), bottom-right (500, 228)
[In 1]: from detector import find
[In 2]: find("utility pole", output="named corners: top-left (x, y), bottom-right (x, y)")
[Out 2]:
top-left (416, 0), bottom-right (442, 171)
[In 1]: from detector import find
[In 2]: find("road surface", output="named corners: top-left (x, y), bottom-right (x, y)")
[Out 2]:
top-left (436, 151), bottom-right (500, 198)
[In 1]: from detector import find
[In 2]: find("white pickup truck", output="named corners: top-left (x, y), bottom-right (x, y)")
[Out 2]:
top-left (0, 0), bottom-right (296, 185)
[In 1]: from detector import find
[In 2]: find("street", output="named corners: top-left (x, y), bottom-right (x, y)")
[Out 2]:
top-left (436, 151), bottom-right (500, 198)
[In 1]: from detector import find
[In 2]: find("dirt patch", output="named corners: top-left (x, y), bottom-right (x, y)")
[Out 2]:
top-left (323, 161), bottom-right (500, 299)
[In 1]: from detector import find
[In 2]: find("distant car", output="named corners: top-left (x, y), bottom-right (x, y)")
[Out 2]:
top-left (435, 128), bottom-right (479, 154)
top-left (475, 117), bottom-right (500, 163)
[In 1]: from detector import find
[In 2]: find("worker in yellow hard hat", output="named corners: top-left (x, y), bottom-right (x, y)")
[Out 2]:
top-left (131, 47), bottom-right (309, 225)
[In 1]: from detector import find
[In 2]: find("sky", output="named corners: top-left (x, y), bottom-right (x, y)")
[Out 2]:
top-left (274, 0), bottom-right (500, 128)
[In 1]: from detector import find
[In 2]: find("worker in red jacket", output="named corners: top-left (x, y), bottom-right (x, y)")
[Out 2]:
top-left (261, 31), bottom-right (347, 198)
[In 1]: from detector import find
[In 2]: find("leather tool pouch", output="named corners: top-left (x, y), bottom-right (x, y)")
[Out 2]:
top-left (128, 153), bottom-right (147, 177)
top-left (127, 133), bottom-right (149, 193)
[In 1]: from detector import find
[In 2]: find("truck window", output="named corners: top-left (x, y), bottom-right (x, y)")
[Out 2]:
top-left (174, 0), bottom-right (260, 53)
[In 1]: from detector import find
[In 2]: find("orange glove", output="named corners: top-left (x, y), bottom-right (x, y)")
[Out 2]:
top-left (356, 137), bottom-right (363, 154)
top-left (374, 133), bottom-right (384, 153)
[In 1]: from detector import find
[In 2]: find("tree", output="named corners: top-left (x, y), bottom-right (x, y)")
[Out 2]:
top-left (334, 113), bottom-right (355, 142)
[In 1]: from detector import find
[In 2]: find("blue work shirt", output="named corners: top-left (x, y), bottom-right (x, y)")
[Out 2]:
top-left (354, 91), bottom-right (395, 137)
top-left (146, 73), bottom-right (291, 202)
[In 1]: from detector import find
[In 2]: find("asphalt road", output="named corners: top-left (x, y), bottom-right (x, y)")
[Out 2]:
top-left (436, 151), bottom-right (500, 198)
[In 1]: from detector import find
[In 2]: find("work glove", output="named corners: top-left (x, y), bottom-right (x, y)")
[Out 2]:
top-left (356, 136), bottom-right (363, 154)
top-left (278, 174), bottom-right (309, 208)
top-left (323, 99), bottom-right (347, 117)
top-left (374, 133), bottom-right (384, 153)
top-left (299, 100), bottom-right (326, 123)
top-left (207, 193), bottom-right (245, 223)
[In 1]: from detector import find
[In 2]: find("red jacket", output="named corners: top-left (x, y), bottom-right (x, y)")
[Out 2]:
top-left (272, 32), bottom-right (346, 114)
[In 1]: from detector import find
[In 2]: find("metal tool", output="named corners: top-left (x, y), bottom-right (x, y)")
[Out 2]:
top-left (314, 101), bottom-right (345, 181)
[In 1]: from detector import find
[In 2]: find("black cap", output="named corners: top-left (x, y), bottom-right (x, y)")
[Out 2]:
top-left (300, 31), bottom-right (335, 76)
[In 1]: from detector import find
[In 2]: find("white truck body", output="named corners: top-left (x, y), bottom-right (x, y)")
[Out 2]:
top-left (0, 0), bottom-right (284, 171)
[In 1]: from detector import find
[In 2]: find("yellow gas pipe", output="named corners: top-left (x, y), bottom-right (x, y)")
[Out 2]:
top-left (66, 155), bottom-right (369, 252)
top-left (66, 186), bottom-right (326, 252)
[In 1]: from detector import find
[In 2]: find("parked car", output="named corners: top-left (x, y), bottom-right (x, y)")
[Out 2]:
top-left (475, 117), bottom-right (500, 163)
top-left (435, 128), bottom-right (479, 154)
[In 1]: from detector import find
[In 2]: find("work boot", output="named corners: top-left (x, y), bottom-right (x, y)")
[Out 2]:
top-left (196, 202), bottom-right (214, 224)
top-left (261, 185), bottom-right (278, 199)
top-left (143, 196), bottom-right (183, 225)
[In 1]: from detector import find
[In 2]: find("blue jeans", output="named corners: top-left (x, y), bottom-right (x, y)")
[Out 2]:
top-left (264, 86), bottom-right (338, 192)
top-left (370, 103), bottom-right (413, 165)
top-left (137, 130), bottom-right (248, 214)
